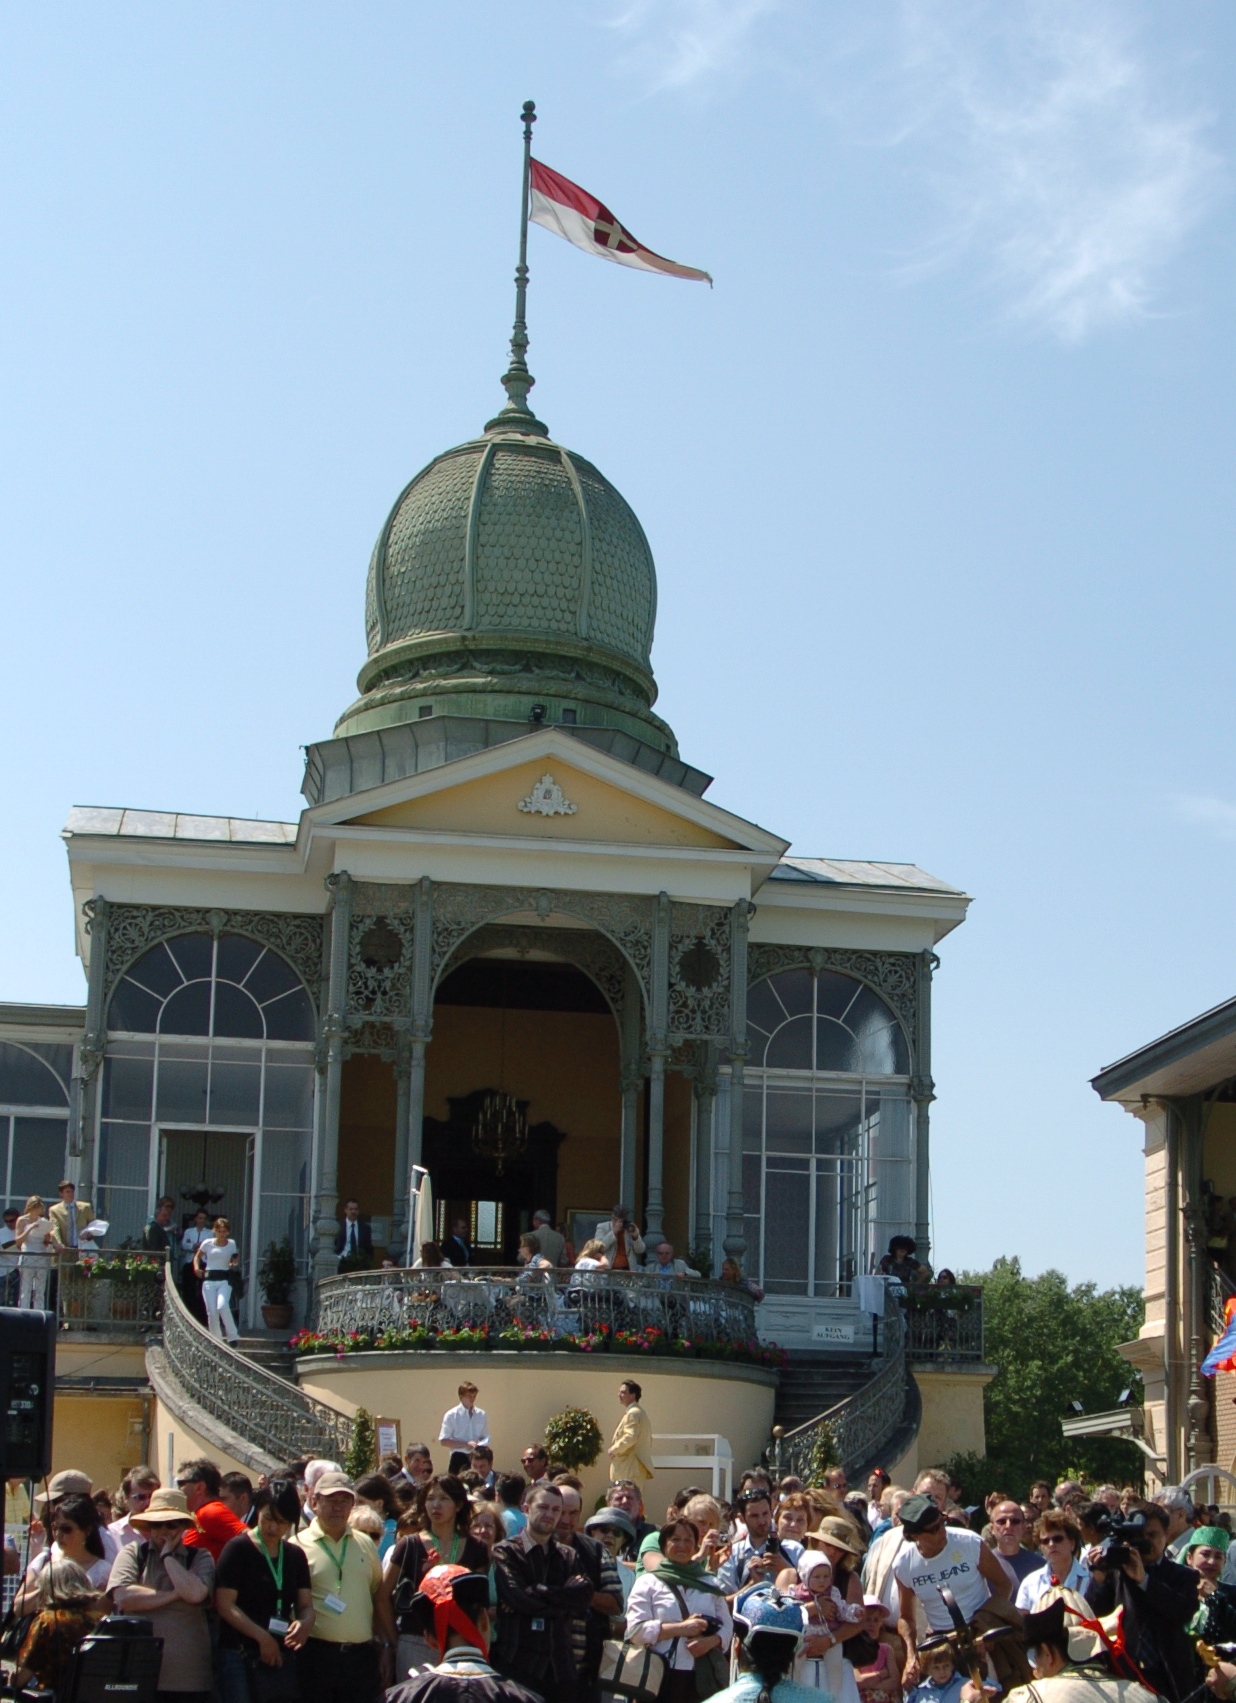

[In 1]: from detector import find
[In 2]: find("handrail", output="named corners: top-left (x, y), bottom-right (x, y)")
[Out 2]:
top-left (903, 1286), bottom-right (985, 1362)
top-left (160, 1265), bottom-right (353, 1464)
top-left (57, 1251), bottom-right (167, 1334)
top-left (314, 1264), bottom-right (758, 1346)
top-left (771, 1288), bottom-right (907, 1479)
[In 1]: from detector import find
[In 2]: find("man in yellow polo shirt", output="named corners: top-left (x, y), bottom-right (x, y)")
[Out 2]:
top-left (295, 1470), bottom-right (396, 1703)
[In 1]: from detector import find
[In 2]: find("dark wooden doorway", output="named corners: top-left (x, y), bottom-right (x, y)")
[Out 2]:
top-left (422, 1089), bottom-right (565, 1265)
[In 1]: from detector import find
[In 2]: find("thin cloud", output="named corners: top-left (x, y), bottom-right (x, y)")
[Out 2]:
top-left (897, 1), bottom-right (1223, 341)
top-left (608, 0), bottom-right (781, 94)
top-left (1172, 795), bottom-right (1236, 842)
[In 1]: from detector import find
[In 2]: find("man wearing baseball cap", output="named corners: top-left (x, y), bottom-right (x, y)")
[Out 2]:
top-left (892, 1493), bottom-right (1032, 1697)
top-left (293, 1470), bottom-right (396, 1703)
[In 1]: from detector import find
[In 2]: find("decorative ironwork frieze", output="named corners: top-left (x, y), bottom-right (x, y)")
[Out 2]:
top-left (747, 943), bottom-right (920, 1054)
top-left (439, 922), bottom-right (630, 1020)
top-left (669, 902), bottom-right (733, 1040)
top-left (102, 902), bottom-right (324, 1012)
top-left (347, 909), bottom-right (416, 1021)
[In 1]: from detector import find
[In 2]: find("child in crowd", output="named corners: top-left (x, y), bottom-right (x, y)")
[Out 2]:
top-left (906, 1646), bottom-right (964, 1703)
top-left (852, 1596), bottom-right (902, 1703)
top-left (790, 1550), bottom-right (864, 1703)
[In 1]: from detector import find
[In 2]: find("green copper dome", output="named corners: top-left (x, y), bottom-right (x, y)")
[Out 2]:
top-left (333, 413), bottom-right (677, 754)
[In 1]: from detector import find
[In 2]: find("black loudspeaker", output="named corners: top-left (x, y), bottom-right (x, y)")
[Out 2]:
top-left (62, 1617), bottom-right (163, 1703)
top-left (0, 1307), bottom-right (56, 1481)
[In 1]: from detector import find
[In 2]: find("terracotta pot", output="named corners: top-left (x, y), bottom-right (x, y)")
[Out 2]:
top-left (261, 1302), bottom-right (293, 1330)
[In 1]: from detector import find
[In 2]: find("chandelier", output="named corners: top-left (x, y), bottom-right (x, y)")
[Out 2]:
top-left (472, 1091), bottom-right (528, 1175)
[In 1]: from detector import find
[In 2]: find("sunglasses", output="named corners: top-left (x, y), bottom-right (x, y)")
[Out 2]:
top-left (1040, 1533), bottom-right (1071, 1544)
top-left (994, 1516), bottom-right (1024, 1526)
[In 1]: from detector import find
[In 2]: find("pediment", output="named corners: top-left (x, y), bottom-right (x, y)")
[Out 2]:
top-left (316, 729), bottom-right (787, 858)
top-left (348, 756), bottom-right (737, 848)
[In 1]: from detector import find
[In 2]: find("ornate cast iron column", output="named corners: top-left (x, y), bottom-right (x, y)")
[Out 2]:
top-left (1183, 1107), bottom-right (1211, 1472)
top-left (693, 1042), bottom-right (718, 1265)
top-left (619, 962), bottom-right (642, 1210)
top-left (73, 896), bottom-right (110, 1192)
top-left (912, 949), bottom-right (936, 1266)
top-left (644, 892), bottom-right (670, 1242)
top-left (723, 898), bottom-right (751, 1261)
top-left (393, 877), bottom-right (434, 1258)
top-left (312, 871), bottom-right (352, 1285)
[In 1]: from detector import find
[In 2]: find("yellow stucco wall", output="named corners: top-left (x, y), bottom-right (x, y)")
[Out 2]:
top-left (297, 1351), bottom-right (776, 1511)
top-left (350, 758), bottom-right (736, 850)
top-left (906, 1367), bottom-right (992, 1473)
top-left (51, 1340), bottom-right (151, 1492)
top-left (148, 1392), bottom-right (258, 1482)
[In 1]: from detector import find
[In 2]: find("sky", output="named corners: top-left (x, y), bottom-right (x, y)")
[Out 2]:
top-left (1, 1), bottom-right (1233, 1290)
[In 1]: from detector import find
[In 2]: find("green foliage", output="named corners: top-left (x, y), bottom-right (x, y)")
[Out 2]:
top-left (806, 1424), bottom-right (839, 1484)
top-left (258, 1237), bottom-right (297, 1305)
top-left (957, 1256), bottom-right (1145, 1492)
top-left (688, 1246), bottom-right (714, 1281)
top-left (544, 1406), bottom-right (604, 1470)
top-left (347, 1408), bottom-right (376, 1480)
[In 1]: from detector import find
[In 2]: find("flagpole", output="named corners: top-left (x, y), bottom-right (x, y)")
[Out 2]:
top-left (491, 100), bottom-right (547, 434)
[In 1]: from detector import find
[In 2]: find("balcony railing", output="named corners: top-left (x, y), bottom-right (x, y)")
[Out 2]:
top-left (56, 1252), bottom-right (167, 1335)
top-left (903, 1285), bottom-right (985, 1362)
top-left (313, 1265), bottom-right (759, 1352)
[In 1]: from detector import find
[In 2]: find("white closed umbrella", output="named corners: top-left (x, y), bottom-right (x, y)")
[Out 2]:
top-left (409, 1170), bottom-right (434, 1266)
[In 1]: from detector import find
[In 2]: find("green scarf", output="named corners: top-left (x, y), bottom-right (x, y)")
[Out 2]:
top-left (654, 1556), bottom-right (725, 1596)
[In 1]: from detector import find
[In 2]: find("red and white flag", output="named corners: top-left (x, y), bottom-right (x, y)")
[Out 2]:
top-left (529, 158), bottom-right (711, 284)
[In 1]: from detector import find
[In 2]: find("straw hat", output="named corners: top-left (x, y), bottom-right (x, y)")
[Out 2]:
top-left (132, 1488), bottom-right (196, 1524)
top-left (807, 1515), bottom-right (864, 1556)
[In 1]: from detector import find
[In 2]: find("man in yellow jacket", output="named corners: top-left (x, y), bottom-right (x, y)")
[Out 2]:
top-left (608, 1379), bottom-right (653, 1484)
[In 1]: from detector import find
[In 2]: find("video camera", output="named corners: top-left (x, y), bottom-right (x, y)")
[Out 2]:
top-left (1092, 1509), bottom-right (1154, 1569)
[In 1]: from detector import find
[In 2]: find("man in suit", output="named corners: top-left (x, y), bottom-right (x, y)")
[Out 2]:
top-left (49, 1179), bottom-right (94, 1261)
top-left (334, 1198), bottom-right (374, 1268)
top-left (530, 1210), bottom-right (565, 1267)
top-left (442, 1217), bottom-right (472, 1268)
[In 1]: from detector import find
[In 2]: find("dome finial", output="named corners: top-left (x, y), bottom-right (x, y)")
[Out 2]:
top-left (486, 100), bottom-right (550, 438)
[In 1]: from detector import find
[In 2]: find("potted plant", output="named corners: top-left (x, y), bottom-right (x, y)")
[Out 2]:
top-left (258, 1237), bottom-right (297, 1330)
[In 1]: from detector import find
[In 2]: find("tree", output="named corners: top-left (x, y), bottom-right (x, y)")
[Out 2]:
top-left (948, 1257), bottom-right (1144, 1495)
top-left (544, 1407), bottom-right (604, 1471)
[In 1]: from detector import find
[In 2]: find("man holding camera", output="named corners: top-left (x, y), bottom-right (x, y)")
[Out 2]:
top-left (717, 1488), bottom-right (802, 1596)
top-left (1084, 1505), bottom-right (1196, 1703)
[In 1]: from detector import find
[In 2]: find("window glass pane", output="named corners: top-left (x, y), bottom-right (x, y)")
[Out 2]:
top-left (103, 1055), bottom-right (154, 1122)
top-left (815, 1017), bottom-right (864, 1073)
top-left (745, 979), bottom-right (784, 1042)
top-left (243, 950), bottom-right (301, 1005)
top-left (0, 1042), bottom-right (70, 1107)
top-left (263, 1066), bottom-right (315, 1130)
top-left (98, 1121), bottom-right (150, 1189)
top-left (257, 1194), bottom-right (309, 1267)
top-left (764, 1170), bottom-right (809, 1294)
top-left (768, 969), bottom-right (813, 1021)
top-left (815, 971), bottom-right (863, 1022)
top-left (215, 934), bottom-right (264, 984)
top-left (108, 979), bottom-right (162, 1033)
top-left (849, 989), bottom-right (909, 1074)
top-left (209, 1062), bottom-right (261, 1126)
top-left (124, 942), bottom-right (184, 999)
top-left (262, 987), bottom-right (315, 1042)
top-left (155, 1037), bottom-right (210, 1063)
top-left (10, 1117), bottom-right (67, 1201)
top-left (166, 934), bottom-right (214, 981)
top-left (765, 1013), bottom-right (813, 1070)
top-left (211, 983), bottom-right (264, 1040)
top-left (815, 1091), bottom-right (864, 1155)
top-left (156, 1058), bottom-right (209, 1122)
top-left (742, 1151), bottom-right (762, 1279)
top-left (867, 1093), bottom-right (914, 1254)
top-left (814, 1163), bottom-right (843, 1292)
top-left (97, 1186), bottom-right (147, 1251)
top-left (742, 1088), bottom-right (763, 1153)
top-left (764, 1090), bottom-right (812, 1153)
top-left (159, 982), bottom-right (211, 1036)
top-left (260, 1129), bottom-right (312, 1199)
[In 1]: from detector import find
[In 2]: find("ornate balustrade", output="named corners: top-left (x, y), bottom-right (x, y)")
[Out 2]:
top-left (771, 1289), bottom-right (907, 1479)
top-left (313, 1265), bottom-right (759, 1353)
top-left (903, 1285), bottom-right (985, 1362)
top-left (57, 1252), bottom-right (167, 1334)
top-left (161, 1266), bottom-right (353, 1463)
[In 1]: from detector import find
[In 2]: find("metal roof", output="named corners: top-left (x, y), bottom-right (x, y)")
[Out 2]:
top-left (769, 857), bottom-right (965, 895)
top-left (64, 807), bottom-right (297, 845)
top-left (1093, 992), bottom-right (1236, 1103)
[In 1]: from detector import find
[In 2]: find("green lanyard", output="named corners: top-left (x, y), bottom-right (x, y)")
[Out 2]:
top-left (319, 1532), bottom-right (350, 1585)
top-left (427, 1532), bottom-right (462, 1566)
top-left (252, 1533), bottom-right (285, 1599)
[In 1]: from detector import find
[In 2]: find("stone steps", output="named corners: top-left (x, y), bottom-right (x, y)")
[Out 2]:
top-left (234, 1336), bottom-right (298, 1384)
top-left (774, 1353), bottom-right (880, 1432)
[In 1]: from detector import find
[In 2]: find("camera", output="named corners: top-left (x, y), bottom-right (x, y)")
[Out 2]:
top-left (696, 1617), bottom-right (724, 1639)
top-left (1092, 1510), bottom-right (1153, 1569)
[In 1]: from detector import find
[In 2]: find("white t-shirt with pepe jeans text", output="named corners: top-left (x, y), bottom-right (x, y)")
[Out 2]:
top-left (892, 1528), bottom-right (991, 1630)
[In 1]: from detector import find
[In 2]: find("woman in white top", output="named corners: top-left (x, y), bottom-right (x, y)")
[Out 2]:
top-left (626, 1518), bottom-right (733, 1703)
top-left (13, 1493), bottom-right (113, 1602)
top-left (15, 1195), bottom-right (56, 1309)
top-left (193, 1216), bottom-right (240, 1343)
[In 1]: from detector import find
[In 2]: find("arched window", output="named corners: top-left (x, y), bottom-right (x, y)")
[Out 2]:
top-left (108, 932), bottom-right (314, 1041)
top-left (0, 1040), bottom-right (72, 1217)
top-left (99, 931), bottom-right (316, 1271)
top-left (742, 968), bottom-right (912, 1300)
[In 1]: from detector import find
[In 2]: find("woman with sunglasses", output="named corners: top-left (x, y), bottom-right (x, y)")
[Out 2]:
top-left (13, 1492), bottom-right (112, 1607)
top-left (109, 1487), bottom-right (215, 1700)
top-left (1014, 1509), bottom-right (1089, 1611)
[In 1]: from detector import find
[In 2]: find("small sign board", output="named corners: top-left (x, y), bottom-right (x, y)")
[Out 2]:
top-left (812, 1322), bottom-right (856, 1343)
top-left (375, 1416), bottom-right (402, 1464)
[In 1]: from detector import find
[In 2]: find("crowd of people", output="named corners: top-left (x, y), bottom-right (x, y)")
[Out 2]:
top-left (0, 1182), bottom-right (102, 1308)
top-left (12, 1437), bottom-right (1236, 1703)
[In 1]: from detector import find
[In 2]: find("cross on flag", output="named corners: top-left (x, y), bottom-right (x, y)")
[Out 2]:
top-left (529, 158), bottom-right (711, 284)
